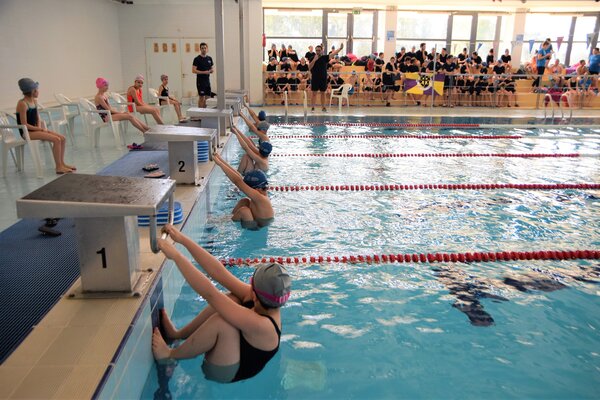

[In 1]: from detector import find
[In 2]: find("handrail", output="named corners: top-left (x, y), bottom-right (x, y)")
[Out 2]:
top-left (560, 93), bottom-right (573, 120)
top-left (284, 90), bottom-right (288, 117)
top-left (150, 193), bottom-right (174, 254)
top-left (303, 90), bottom-right (308, 119)
top-left (543, 93), bottom-right (555, 119)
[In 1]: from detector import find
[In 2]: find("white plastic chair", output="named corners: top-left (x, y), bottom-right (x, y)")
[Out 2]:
top-left (54, 93), bottom-right (80, 143)
top-left (109, 91), bottom-right (148, 124)
top-left (148, 88), bottom-right (175, 123)
top-left (329, 83), bottom-right (353, 111)
top-left (78, 98), bottom-right (124, 149)
top-left (0, 111), bottom-right (45, 178)
top-left (38, 103), bottom-right (73, 145)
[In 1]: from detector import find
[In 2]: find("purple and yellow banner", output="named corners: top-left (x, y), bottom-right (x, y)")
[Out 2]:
top-left (404, 72), bottom-right (444, 96)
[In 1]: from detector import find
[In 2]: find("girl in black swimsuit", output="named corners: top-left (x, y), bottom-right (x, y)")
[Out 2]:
top-left (152, 224), bottom-right (291, 383)
top-left (157, 74), bottom-right (187, 122)
top-left (15, 78), bottom-right (75, 174)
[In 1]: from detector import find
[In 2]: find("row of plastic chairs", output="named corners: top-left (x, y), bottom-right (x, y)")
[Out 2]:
top-left (1, 89), bottom-right (175, 178)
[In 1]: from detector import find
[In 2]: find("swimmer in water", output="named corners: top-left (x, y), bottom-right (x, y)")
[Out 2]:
top-left (213, 153), bottom-right (274, 230)
top-left (153, 224), bottom-right (291, 383)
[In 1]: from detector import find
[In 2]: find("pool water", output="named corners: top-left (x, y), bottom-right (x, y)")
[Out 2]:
top-left (141, 120), bottom-right (600, 399)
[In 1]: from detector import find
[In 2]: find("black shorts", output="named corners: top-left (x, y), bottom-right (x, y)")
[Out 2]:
top-left (311, 78), bottom-right (328, 92)
top-left (197, 82), bottom-right (211, 97)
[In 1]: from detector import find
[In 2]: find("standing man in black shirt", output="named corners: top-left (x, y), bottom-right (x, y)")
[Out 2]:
top-left (192, 42), bottom-right (214, 108)
top-left (309, 43), bottom-right (343, 112)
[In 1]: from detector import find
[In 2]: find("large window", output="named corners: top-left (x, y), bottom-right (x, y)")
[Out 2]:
top-left (522, 14), bottom-right (573, 64)
top-left (397, 12), bottom-right (448, 40)
top-left (572, 16), bottom-right (597, 66)
top-left (263, 9), bottom-right (323, 61)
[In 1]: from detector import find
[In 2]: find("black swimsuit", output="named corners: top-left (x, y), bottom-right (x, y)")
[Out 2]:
top-left (15, 101), bottom-right (39, 137)
top-left (231, 300), bottom-right (281, 382)
top-left (159, 86), bottom-right (169, 105)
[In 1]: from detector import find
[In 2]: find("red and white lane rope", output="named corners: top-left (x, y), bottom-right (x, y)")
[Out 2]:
top-left (256, 134), bottom-right (522, 140)
top-left (271, 153), bottom-right (584, 158)
top-left (268, 183), bottom-right (600, 192)
top-left (271, 122), bottom-right (481, 128)
top-left (220, 249), bottom-right (600, 267)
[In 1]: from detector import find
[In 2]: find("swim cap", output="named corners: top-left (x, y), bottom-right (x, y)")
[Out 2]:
top-left (259, 141), bottom-right (272, 157)
top-left (160, 74), bottom-right (168, 80)
top-left (96, 77), bottom-right (108, 89)
top-left (18, 78), bottom-right (38, 94)
top-left (257, 121), bottom-right (270, 132)
top-left (135, 74), bottom-right (145, 82)
top-left (258, 110), bottom-right (267, 121)
top-left (243, 169), bottom-right (268, 189)
top-left (251, 263), bottom-right (291, 308)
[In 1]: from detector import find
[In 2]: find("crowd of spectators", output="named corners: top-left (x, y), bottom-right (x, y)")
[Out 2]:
top-left (264, 40), bottom-right (600, 108)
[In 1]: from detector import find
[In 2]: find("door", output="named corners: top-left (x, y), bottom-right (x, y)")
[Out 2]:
top-left (145, 39), bottom-right (183, 99)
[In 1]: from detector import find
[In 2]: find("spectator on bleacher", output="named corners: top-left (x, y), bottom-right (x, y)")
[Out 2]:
top-left (265, 73), bottom-right (277, 95)
top-left (328, 72), bottom-right (345, 91)
top-left (15, 78), bottom-right (75, 174)
top-left (496, 71), bottom-right (519, 107)
top-left (415, 43), bottom-right (427, 65)
top-left (373, 72), bottom-right (383, 100)
top-left (375, 52), bottom-right (385, 72)
top-left (297, 57), bottom-right (309, 72)
top-left (279, 58), bottom-right (292, 72)
top-left (286, 45), bottom-right (299, 68)
top-left (266, 57), bottom-right (278, 72)
top-left (471, 51), bottom-right (482, 65)
top-left (548, 59), bottom-right (564, 76)
top-left (532, 40), bottom-right (553, 90)
top-left (405, 58), bottom-right (421, 106)
top-left (455, 62), bottom-right (470, 106)
top-left (525, 51), bottom-right (538, 79)
top-left (361, 71), bottom-right (375, 104)
top-left (347, 71), bottom-right (359, 95)
top-left (439, 48), bottom-right (448, 65)
top-left (279, 43), bottom-right (287, 60)
top-left (268, 44), bottom-right (278, 61)
top-left (493, 59), bottom-right (506, 75)
top-left (287, 72), bottom-right (300, 94)
top-left (457, 48), bottom-right (469, 66)
top-left (589, 47), bottom-right (600, 87)
top-left (396, 47), bottom-right (407, 65)
top-left (305, 46), bottom-right (316, 62)
top-left (366, 55), bottom-right (375, 72)
top-left (486, 49), bottom-right (495, 66)
top-left (275, 73), bottom-right (289, 104)
top-left (501, 49), bottom-right (512, 68)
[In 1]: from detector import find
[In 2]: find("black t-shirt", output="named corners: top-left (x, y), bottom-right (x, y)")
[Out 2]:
top-left (493, 65), bottom-right (505, 75)
top-left (328, 76), bottom-right (344, 89)
top-left (427, 61), bottom-right (441, 72)
top-left (276, 77), bottom-right (288, 90)
top-left (267, 49), bottom-right (278, 60)
top-left (501, 54), bottom-right (511, 63)
top-left (405, 52), bottom-right (415, 59)
top-left (415, 50), bottom-right (427, 64)
top-left (193, 54), bottom-right (213, 85)
top-left (473, 56), bottom-right (482, 64)
top-left (486, 55), bottom-right (494, 64)
top-left (266, 63), bottom-right (277, 72)
top-left (280, 63), bottom-right (292, 72)
top-left (458, 53), bottom-right (467, 62)
top-left (399, 63), bottom-right (409, 73)
top-left (375, 58), bottom-right (385, 72)
top-left (287, 51), bottom-right (299, 63)
top-left (383, 62), bottom-right (396, 85)
top-left (297, 64), bottom-right (309, 72)
top-left (439, 54), bottom-right (448, 64)
top-left (305, 51), bottom-right (316, 62)
top-left (266, 77), bottom-right (277, 90)
top-left (443, 62), bottom-right (457, 73)
top-left (288, 77), bottom-right (300, 90)
top-left (311, 55), bottom-right (330, 81)
top-left (407, 65), bottom-right (419, 73)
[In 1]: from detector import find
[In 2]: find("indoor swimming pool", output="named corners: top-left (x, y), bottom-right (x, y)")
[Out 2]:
top-left (109, 116), bottom-right (599, 399)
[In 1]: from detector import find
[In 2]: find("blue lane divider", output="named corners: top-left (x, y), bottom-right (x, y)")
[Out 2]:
top-left (138, 201), bottom-right (184, 226)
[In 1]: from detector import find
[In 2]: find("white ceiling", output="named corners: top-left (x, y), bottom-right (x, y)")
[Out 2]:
top-left (119, 0), bottom-right (600, 12)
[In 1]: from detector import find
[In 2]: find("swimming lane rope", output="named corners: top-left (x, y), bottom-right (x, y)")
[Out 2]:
top-left (256, 134), bottom-right (522, 140)
top-left (268, 183), bottom-right (600, 192)
top-left (219, 249), bottom-right (600, 267)
top-left (271, 153), bottom-right (586, 158)
top-left (272, 122), bottom-right (481, 128)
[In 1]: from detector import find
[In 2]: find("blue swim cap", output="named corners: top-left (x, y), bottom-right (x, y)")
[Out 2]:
top-left (259, 141), bottom-right (272, 157)
top-left (243, 169), bottom-right (268, 189)
top-left (258, 110), bottom-right (267, 121)
top-left (257, 121), bottom-right (270, 132)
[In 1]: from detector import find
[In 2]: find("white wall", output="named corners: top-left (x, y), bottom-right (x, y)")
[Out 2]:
top-left (116, 0), bottom-right (263, 104)
top-left (0, 0), bottom-right (123, 110)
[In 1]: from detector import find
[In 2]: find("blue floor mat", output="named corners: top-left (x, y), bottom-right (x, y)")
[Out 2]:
top-left (0, 218), bottom-right (79, 364)
top-left (96, 150), bottom-right (170, 178)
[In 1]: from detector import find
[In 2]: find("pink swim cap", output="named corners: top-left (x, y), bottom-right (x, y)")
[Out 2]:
top-left (96, 77), bottom-right (108, 89)
top-left (135, 74), bottom-right (145, 82)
